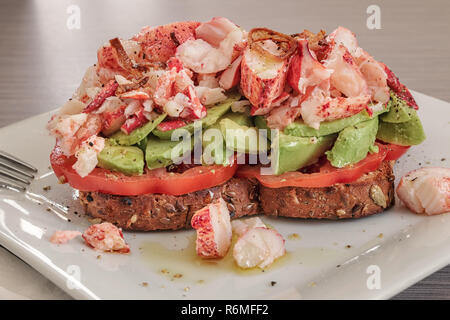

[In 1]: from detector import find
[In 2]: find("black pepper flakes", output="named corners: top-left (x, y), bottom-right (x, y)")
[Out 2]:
top-left (270, 281), bottom-right (277, 286)
top-left (121, 197), bottom-right (133, 206)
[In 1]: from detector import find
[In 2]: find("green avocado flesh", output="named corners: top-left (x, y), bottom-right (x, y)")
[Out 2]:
top-left (152, 93), bottom-right (241, 140)
top-left (110, 113), bottom-right (166, 146)
top-left (202, 112), bottom-right (254, 165)
top-left (145, 136), bottom-right (194, 169)
top-left (377, 109), bottom-right (426, 146)
top-left (271, 133), bottom-right (336, 175)
top-left (97, 145), bottom-right (144, 175)
top-left (326, 117), bottom-right (379, 168)
top-left (282, 107), bottom-right (388, 137)
top-left (381, 92), bottom-right (414, 123)
top-left (136, 136), bottom-right (148, 152)
top-left (220, 118), bottom-right (268, 154)
top-left (101, 88), bottom-right (425, 175)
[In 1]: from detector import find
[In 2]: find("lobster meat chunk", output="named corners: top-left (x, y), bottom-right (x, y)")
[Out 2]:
top-left (191, 198), bottom-right (232, 259)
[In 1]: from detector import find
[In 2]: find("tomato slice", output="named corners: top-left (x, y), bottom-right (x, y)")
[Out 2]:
top-left (50, 145), bottom-right (237, 196)
top-left (383, 142), bottom-right (411, 161)
top-left (237, 143), bottom-right (388, 188)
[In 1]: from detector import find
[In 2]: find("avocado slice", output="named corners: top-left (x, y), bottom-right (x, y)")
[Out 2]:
top-left (281, 106), bottom-right (388, 137)
top-left (380, 92), bottom-right (415, 123)
top-left (110, 113), bottom-right (167, 146)
top-left (326, 116), bottom-right (379, 168)
top-left (377, 109), bottom-right (426, 146)
top-left (136, 136), bottom-right (148, 152)
top-left (201, 111), bottom-right (253, 165)
top-left (202, 122), bottom-right (229, 165)
top-left (271, 133), bottom-right (336, 175)
top-left (222, 111), bottom-right (254, 127)
top-left (152, 93), bottom-right (241, 140)
top-left (97, 145), bottom-right (144, 175)
top-left (145, 135), bottom-right (194, 169)
top-left (219, 118), bottom-right (269, 154)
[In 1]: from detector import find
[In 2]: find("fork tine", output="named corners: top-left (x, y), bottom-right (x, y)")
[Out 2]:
top-left (0, 179), bottom-right (26, 192)
top-left (0, 150), bottom-right (38, 173)
top-left (0, 167), bottom-right (31, 185)
top-left (0, 160), bottom-right (35, 179)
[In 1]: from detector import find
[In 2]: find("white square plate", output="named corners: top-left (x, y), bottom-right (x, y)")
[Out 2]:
top-left (0, 91), bottom-right (449, 300)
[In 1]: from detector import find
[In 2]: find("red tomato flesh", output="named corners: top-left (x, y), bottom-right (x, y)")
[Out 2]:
top-left (237, 143), bottom-right (388, 188)
top-left (382, 142), bottom-right (411, 161)
top-left (50, 145), bottom-right (237, 196)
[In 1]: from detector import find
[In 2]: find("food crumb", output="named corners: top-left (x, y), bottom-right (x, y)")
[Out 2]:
top-left (160, 268), bottom-right (170, 274)
top-left (96, 255), bottom-right (101, 260)
top-left (184, 286), bottom-right (190, 292)
top-left (336, 264), bottom-right (341, 268)
top-left (270, 281), bottom-right (277, 287)
top-left (441, 158), bottom-right (446, 161)
top-left (173, 273), bottom-right (183, 279)
top-left (378, 233), bottom-right (384, 239)
top-left (141, 282), bottom-right (148, 287)
top-left (43, 186), bottom-right (51, 191)
top-left (197, 280), bottom-right (205, 284)
top-left (309, 281), bottom-right (316, 287)
top-left (345, 245), bottom-right (352, 249)
top-left (287, 233), bottom-right (301, 240)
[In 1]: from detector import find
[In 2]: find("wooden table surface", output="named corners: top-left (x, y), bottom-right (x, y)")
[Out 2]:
top-left (0, 0), bottom-right (449, 299)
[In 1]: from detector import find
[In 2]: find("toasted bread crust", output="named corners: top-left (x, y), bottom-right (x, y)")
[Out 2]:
top-left (79, 161), bottom-right (395, 230)
top-left (79, 178), bottom-right (260, 231)
top-left (259, 161), bottom-right (395, 219)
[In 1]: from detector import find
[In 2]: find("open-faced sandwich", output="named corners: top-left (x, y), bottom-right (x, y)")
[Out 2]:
top-left (47, 17), bottom-right (426, 232)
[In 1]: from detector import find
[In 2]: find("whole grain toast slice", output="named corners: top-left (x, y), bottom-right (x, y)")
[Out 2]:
top-left (79, 161), bottom-right (395, 231)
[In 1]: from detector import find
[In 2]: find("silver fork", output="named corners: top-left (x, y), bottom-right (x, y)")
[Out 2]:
top-left (0, 151), bottom-right (38, 191)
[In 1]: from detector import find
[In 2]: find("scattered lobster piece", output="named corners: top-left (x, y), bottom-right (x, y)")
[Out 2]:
top-left (397, 167), bottom-right (450, 215)
top-left (195, 17), bottom-right (238, 47)
top-left (231, 217), bottom-right (266, 237)
top-left (356, 50), bottom-right (390, 104)
top-left (325, 26), bottom-right (362, 59)
top-left (266, 96), bottom-right (302, 130)
top-left (240, 28), bottom-right (297, 115)
top-left (176, 17), bottom-right (244, 74)
top-left (50, 230), bottom-right (82, 244)
top-left (233, 227), bottom-right (286, 269)
top-left (82, 222), bottom-right (130, 253)
top-left (121, 107), bottom-right (148, 134)
top-left (102, 105), bottom-right (126, 136)
top-left (287, 39), bottom-right (331, 95)
top-left (119, 90), bottom-right (150, 100)
top-left (133, 21), bottom-right (200, 63)
top-left (72, 135), bottom-right (105, 178)
top-left (322, 43), bottom-right (368, 98)
top-left (191, 198), bottom-right (232, 259)
top-left (157, 119), bottom-right (187, 131)
top-left (300, 85), bottom-right (370, 129)
top-left (219, 55), bottom-right (242, 90)
top-left (382, 63), bottom-right (419, 109)
top-left (83, 80), bottom-right (119, 113)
